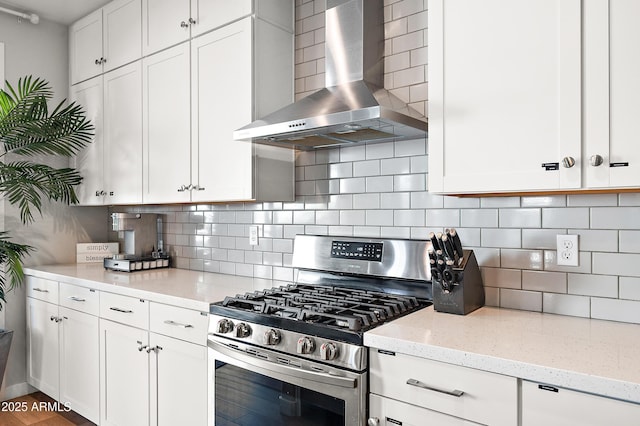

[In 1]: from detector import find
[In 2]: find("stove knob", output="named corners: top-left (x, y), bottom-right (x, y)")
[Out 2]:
top-left (320, 342), bottom-right (339, 361)
top-left (215, 319), bottom-right (234, 334)
top-left (234, 322), bottom-right (252, 338)
top-left (367, 417), bottom-right (380, 426)
top-left (263, 329), bottom-right (281, 345)
top-left (296, 336), bottom-right (315, 354)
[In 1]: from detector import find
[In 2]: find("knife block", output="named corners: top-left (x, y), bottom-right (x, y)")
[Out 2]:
top-left (432, 250), bottom-right (485, 315)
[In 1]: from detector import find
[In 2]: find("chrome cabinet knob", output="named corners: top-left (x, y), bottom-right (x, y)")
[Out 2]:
top-left (215, 319), bottom-right (234, 334)
top-left (180, 21), bottom-right (189, 28)
top-left (263, 329), bottom-right (281, 345)
top-left (562, 156), bottom-right (576, 168)
top-left (320, 342), bottom-right (339, 360)
top-left (189, 18), bottom-right (196, 25)
top-left (590, 154), bottom-right (604, 167)
top-left (234, 322), bottom-right (251, 338)
top-left (296, 336), bottom-right (315, 354)
top-left (367, 417), bottom-right (380, 426)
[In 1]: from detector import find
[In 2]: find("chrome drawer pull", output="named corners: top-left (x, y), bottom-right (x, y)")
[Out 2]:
top-left (164, 320), bottom-right (193, 328)
top-left (110, 307), bottom-right (133, 314)
top-left (69, 296), bottom-right (86, 302)
top-left (33, 288), bottom-right (49, 293)
top-left (406, 378), bottom-right (464, 397)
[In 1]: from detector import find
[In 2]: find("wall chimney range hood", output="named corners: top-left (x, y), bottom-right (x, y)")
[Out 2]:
top-left (233, 0), bottom-right (427, 150)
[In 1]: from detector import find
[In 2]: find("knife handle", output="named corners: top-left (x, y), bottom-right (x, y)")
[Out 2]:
top-left (427, 247), bottom-right (436, 263)
top-left (441, 235), bottom-right (457, 262)
top-left (429, 232), bottom-right (441, 252)
top-left (449, 228), bottom-right (465, 262)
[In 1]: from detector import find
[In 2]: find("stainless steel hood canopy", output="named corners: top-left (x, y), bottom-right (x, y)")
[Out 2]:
top-left (234, 0), bottom-right (427, 150)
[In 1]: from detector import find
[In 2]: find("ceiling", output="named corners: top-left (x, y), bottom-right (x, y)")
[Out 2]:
top-left (0, 0), bottom-right (111, 25)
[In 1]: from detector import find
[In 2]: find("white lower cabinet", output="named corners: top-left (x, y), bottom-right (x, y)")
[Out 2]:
top-left (521, 380), bottom-right (640, 426)
top-left (369, 349), bottom-right (517, 426)
top-left (26, 278), bottom-right (100, 424)
top-left (369, 394), bottom-right (481, 426)
top-left (100, 318), bottom-right (150, 426)
top-left (99, 296), bottom-right (209, 426)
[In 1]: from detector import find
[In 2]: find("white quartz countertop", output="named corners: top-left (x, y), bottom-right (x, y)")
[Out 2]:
top-left (364, 306), bottom-right (640, 404)
top-left (24, 263), bottom-right (282, 311)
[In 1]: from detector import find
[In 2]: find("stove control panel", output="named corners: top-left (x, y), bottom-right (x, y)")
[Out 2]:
top-left (331, 241), bottom-right (383, 261)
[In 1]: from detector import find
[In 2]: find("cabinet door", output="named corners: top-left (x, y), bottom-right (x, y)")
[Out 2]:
top-left (104, 61), bottom-right (143, 204)
top-left (100, 319), bottom-right (149, 426)
top-left (142, 42), bottom-right (192, 204)
top-left (149, 333), bottom-right (208, 426)
top-left (26, 298), bottom-right (59, 400)
top-left (584, 0), bottom-right (640, 188)
top-left (369, 394), bottom-right (481, 426)
top-left (522, 380), bottom-right (640, 426)
top-left (190, 0), bottom-right (252, 37)
top-left (103, 0), bottom-right (142, 73)
top-left (70, 77), bottom-right (105, 205)
top-left (191, 18), bottom-right (253, 202)
top-left (142, 0), bottom-right (191, 56)
top-left (428, 0), bottom-right (582, 193)
top-left (59, 307), bottom-right (99, 424)
top-left (70, 9), bottom-right (103, 85)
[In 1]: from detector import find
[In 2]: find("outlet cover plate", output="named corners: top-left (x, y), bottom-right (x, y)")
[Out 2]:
top-left (556, 234), bottom-right (579, 266)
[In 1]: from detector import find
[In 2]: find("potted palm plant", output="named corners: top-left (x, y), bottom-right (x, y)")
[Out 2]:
top-left (0, 76), bottom-right (93, 387)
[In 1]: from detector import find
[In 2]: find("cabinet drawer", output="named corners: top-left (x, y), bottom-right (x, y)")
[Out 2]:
top-left (26, 276), bottom-right (59, 303)
top-left (59, 283), bottom-right (99, 315)
top-left (369, 349), bottom-right (517, 426)
top-left (150, 303), bottom-right (208, 345)
top-left (522, 380), bottom-right (640, 426)
top-left (370, 394), bottom-right (481, 426)
top-left (100, 292), bottom-right (149, 329)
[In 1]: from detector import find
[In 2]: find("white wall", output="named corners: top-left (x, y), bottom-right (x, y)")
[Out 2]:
top-left (0, 13), bottom-right (108, 399)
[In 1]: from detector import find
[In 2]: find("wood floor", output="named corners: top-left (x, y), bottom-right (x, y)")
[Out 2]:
top-left (0, 392), bottom-right (95, 426)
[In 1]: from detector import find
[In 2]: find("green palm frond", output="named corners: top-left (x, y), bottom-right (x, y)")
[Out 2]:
top-left (0, 232), bottom-right (33, 305)
top-left (0, 76), bottom-right (94, 309)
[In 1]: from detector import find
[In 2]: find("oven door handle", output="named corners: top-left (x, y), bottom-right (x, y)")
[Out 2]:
top-left (208, 338), bottom-right (358, 389)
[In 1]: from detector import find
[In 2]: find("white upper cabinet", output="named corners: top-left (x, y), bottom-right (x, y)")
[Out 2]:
top-left (70, 77), bottom-right (105, 205)
top-left (142, 43), bottom-right (192, 204)
top-left (70, 0), bottom-right (141, 85)
top-left (583, 0), bottom-right (640, 188)
top-left (428, 0), bottom-right (582, 194)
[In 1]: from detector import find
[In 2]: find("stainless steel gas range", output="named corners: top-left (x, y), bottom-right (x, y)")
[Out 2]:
top-left (207, 235), bottom-right (433, 426)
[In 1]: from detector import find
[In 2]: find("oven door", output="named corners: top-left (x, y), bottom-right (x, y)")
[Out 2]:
top-left (208, 336), bottom-right (366, 426)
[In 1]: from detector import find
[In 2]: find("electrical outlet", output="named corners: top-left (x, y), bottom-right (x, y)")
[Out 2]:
top-left (249, 226), bottom-right (259, 246)
top-left (556, 234), bottom-right (579, 266)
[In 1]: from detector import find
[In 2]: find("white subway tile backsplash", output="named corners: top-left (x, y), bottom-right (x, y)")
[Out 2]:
top-left (263, 225), bottom-right (283, 239)
top-left (304, 164), bottom-right (328, 180)
top-left (340, 177), bottom-right (366, 193)
top-left (411, 192), bottom-right (444, 209)
top-left (456, 228), bottom-right (481, 247)
top-left (340, 145), bottom-right (366, 162)
top-left (284, 225), bottom-right (306, 239)
top-left (544, 251), bottom-right (592, 274)
top-left (461, 209), bottom-right (498, 228)
top-left (381, 157), bottom-right (411, 175)
top-left (353, 160), bottom-right (381, 177)
top-left (567, 194), bottom-right (618, 207)
top-left (484, 286), bottom-right (500, 307)
top-left (522, 270), bottom-right (566, 293)
top-left (500, 289), bottom-right (542, 312)
top-left (481, 267), bottom-right (521, 289)
top-left (591, 207), bottom-right (640, 229)
top-left (394, 174), bottom-right (425, 191)
top-left (381, 227), bottom-right (411, 239)
top-left (480, 197), bottom-right (520, 208)
top-left (443, 197), bottom-right (480, 209)
top-left (619, 193), bottom-right (640, 206)
top-left (385, 52), bottom-right (410, 73)
top-left (591, 298), bottom-right (640, 324)
top-left (273, 211), bottom-right (293, 225)
top-left (316, 210), bottom-right (340, 225)
top-left (619, 230), bottom-right (640, 253)
top-left (366, 176), bottom-right (394, 192)
top-left (521, 195), bottom-right (567, 208)
top-left (542, 208), bottom-right (590, 229)
top-left (569, 229), bottom-right (618, 252)
top-left (329, 162), bottom-right (353, 178)
top-left (385, 18), bottom-right (408, 39)
top-left (501, 249), bottom-right (544, 270)
top-left (620, 277), bottom-right (640, 301)
top-left (366, 210), bottom-right (394, 226)
top-left (522, 229), bottom-right (565, 250)
top-left (543, 293), bottom-right (590, 318)
top-left (366, 142), bottom-right (395, 160)
top-left (354, 226), bottom-right (381, 238)
top-left (340, 210), bottom-right (366, 225)
top-left (394, 209), bottom-right (425, 227)
top-left (409, 227), bottom-right (429, 239)
top-left (481, 229), bottom-right (521, 248)
top-left (305, 225), bottom-right (328, 235)
top-left (381, 192), bottom-right (410, 209)
top-left (328, 194), bottom-right (353, 210)
top-left (394, 138), bottom-right (426, 156)
top-left (499, 208), bottom-right (541, 228)
top-left (568, 273), bottom-right (618, 298)
top-left (593, 253), bottom-right (640, 277)
top-left (293, 210), bottom-right (315, 224)
top-left (410, 155), bottom-right (428, 173)
top-left (426, 209), bottom-right (460, 228)
top-left (392, 0), bottom-right (426, 21)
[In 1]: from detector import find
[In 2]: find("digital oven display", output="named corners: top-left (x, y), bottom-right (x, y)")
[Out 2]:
top-left (331, 241), bottom-right (383, 261)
